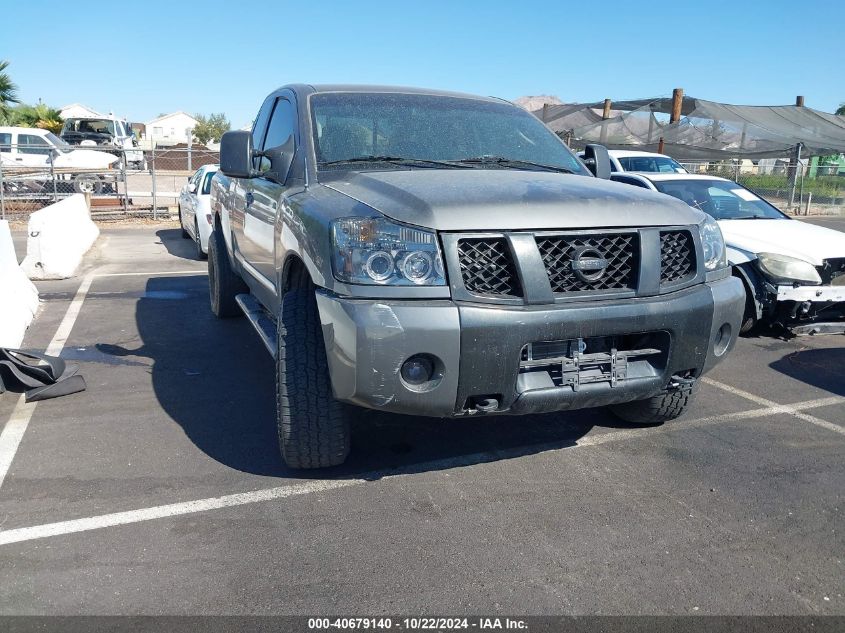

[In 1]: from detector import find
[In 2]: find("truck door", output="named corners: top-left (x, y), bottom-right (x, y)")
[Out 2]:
top-left (241, 95), bottom-right (298, 286)
top-left (231, 95), bottom-right (274, 268)
top-left (17, 133), bottom-right (52, 168)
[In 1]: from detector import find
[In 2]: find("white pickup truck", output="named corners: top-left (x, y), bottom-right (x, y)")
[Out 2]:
top-left (0, 126), bottom-right (119, 194)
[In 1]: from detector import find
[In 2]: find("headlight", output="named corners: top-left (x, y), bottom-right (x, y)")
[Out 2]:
top-left (699, 216), bottom-right (727, 271)
top-left (331, 216), bottom-right (446, 286)
top-left (756, 252), bottom-right (821, 285)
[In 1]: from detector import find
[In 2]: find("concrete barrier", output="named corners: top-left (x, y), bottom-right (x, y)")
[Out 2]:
top-left (20, 194), bottom-right (99, 280)
top-left (0, 220), bottom-right (40, 348)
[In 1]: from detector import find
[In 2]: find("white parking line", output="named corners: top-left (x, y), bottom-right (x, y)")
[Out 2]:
top-left (0, 394), bottom-right (841, 547)
top-left (0, 273), bottom-right (95, 490)
top-left (703, 377), bottom-right (845, 436)
top-left (93, 270), bottom-right (205, 278)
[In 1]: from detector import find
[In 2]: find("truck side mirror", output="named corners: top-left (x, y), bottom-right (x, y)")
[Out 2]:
top-left (582, 144), bottom-right (611, 179)
top-left (261, 136), bottom-right (295, 185)
top-left (220, 130), bottom-right (254, 178)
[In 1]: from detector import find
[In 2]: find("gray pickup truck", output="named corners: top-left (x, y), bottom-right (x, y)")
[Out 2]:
top-left (209, 84), bottom-right (745, 469)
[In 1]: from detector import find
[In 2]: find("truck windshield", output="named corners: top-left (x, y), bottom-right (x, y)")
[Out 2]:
top-left (63, 118), bottom-right (116, 136)
top-left (653, 178), bottom-right (789, 220)
top-left (310, 92), bottom-right (587, 175)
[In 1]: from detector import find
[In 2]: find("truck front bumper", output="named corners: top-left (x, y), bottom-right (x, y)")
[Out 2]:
top-left (316, 276), bottom-right (745, 418)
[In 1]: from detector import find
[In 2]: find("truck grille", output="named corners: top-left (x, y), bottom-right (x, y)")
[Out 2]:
top-left (536, 233), bottom-right (638, 293)
top-left (660, 230), bottom-right (696, 285)
top-left (457, 238), bottom-right (522, 297)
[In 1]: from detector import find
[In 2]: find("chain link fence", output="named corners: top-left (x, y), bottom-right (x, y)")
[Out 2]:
top-left (679, 160), bottom-right (844, 216)
top-left (0, 146), bottom-right (219, 221)
top-left (3, 143), bottom-right (842, 221)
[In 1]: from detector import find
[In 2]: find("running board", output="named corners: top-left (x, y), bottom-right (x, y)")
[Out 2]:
top-left (235, 294), bottom-right (278, 359)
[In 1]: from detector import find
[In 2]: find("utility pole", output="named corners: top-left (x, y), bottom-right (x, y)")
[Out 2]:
top-left (600, 98), bottom-right (612, 145)
top-left (788, 95), bottom-right (804, 211)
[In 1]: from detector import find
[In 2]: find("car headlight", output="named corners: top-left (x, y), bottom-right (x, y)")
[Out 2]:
top-left (756, 252), bottom-right (821, 285)
top-left (331, 216), bottom-right (445, 286)
top-left (699, 216), bottom-right (727, 271)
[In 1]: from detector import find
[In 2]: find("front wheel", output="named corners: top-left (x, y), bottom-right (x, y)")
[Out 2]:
top-left (178, 204), bottom-right (189, 238)
top-left (609, 385), bottom-right (697, 425)
top-left (195, 219), bottom-right (207, 260)
top-left (276, 282), bottom-right (352, 469)
top-left (208, 226), bottom-right (247, 318)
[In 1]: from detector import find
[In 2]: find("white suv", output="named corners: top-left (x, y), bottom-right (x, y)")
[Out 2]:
top-left (60, 116), bottom-right (146, 169)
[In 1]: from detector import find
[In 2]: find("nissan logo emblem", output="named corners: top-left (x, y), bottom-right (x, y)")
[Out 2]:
top-left (570, 247), bottom-right (608, 282)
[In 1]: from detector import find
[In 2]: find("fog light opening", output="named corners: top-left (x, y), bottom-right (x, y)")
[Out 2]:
top-left (401, 356), bottom-right (433, 385)
top-left (399, 354), bottom-right (442, 392)
top-left (713, 323), bottom-right (732, 356)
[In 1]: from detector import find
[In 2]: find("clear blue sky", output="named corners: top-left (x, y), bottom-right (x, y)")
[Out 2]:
top-left (3, 0), bottom-right (843, 127)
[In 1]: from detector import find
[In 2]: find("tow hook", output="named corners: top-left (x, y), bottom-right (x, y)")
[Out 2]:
top-left (667, 375), bottom-right (696, 392)
top-left (474, 397), bottom-right (499, 413)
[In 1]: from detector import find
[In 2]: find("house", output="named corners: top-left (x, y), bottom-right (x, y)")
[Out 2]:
top-left (59, 103), bottom-right (104, 119)
top-left (144, 112), bottom-right (199, 146)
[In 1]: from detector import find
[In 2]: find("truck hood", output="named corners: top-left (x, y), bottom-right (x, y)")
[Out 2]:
top-left (720, 219), bottom-right (845, 265)
top-left (321, 169), bottom-right (704, 231)
top-left (54, 149), bottom-right (118, 169)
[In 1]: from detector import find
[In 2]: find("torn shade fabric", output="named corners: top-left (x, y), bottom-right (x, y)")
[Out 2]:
top-left (0, 348), bottom-right (87, 402)
top-left (532, 97), bottom-right (845, 160)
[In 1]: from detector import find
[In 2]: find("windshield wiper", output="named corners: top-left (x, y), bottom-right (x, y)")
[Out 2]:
top-left (318, 155), bottom-right (473, 169)
top-left (454, 156), bottom-right (575, 173)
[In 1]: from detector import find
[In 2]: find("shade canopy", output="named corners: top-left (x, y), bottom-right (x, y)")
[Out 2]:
top-left (534, 97), bottom-right (845, 160)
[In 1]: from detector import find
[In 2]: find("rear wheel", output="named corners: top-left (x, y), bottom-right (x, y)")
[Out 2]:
top-left (276, 281), bottom-right (352, 469)
top-left (610, 385), bottom-right (698, 425)
top-left (73, 174), bottom-right (103, 194)
top-left (208, 225), bottom-right (247, 318)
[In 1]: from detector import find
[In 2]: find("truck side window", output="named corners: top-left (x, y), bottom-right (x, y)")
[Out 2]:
top-left (19, 134), bottom-right (52, 155)
top-left (251, 96), bottom-right (275, 169)
top-left (0, 132), bottom-right (10, 152)
top-left (257, 98), bottom-right (296, 174)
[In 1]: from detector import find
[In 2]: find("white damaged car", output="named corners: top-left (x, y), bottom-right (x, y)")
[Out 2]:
top-left (610, 173), bottom-right (845, 333)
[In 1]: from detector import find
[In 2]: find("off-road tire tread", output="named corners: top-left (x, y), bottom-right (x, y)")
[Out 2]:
top-left (208, 228), bottom-right (246, 318)
top-left (610, 386), bottom-right (697, 425)
top-left (276, 284), bottom-right (351, 469)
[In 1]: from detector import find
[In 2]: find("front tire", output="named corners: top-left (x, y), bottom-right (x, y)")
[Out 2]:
top-left (195, 219), bottom-right (207, 260)
top-left (178, 205), bottom-right (189, 238)
top-left (610, 385), bottom-right (697, 425)
top-left (208, 226), bottom-right (247, 318)
top-left (276, 282), bottom-right (352, 469)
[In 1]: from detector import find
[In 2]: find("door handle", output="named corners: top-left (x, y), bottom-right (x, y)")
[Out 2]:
top-left (245, 192), bottom-right (254, 208)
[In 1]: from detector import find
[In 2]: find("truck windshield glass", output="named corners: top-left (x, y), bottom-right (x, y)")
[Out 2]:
top-left (310, 92), bottom-right (587, 174)
top-left (63, 118), bottom-right (116, 136)
top-left (653, 178), bottom-right (789, 220)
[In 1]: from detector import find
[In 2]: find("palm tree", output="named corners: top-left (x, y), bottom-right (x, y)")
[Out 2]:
top-left (0, 60), bottom-right (20, 120)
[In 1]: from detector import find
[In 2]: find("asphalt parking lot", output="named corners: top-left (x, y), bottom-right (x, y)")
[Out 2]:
top-left (0, 222), bottom-right (843, 616)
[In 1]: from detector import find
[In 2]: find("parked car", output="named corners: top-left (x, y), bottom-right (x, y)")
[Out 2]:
top-left (578, 150), bottom-right (687, 174)
top-left (610, 172), bottom-right (845, 332)
top-left (60, 116), bottom-right (146, 170)
top-left (0, 126), bottom-right (119, 194)
top-left (178, 164), bottom-right (218, 259)
top-left (208, 84), bottom-right (744, 469)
